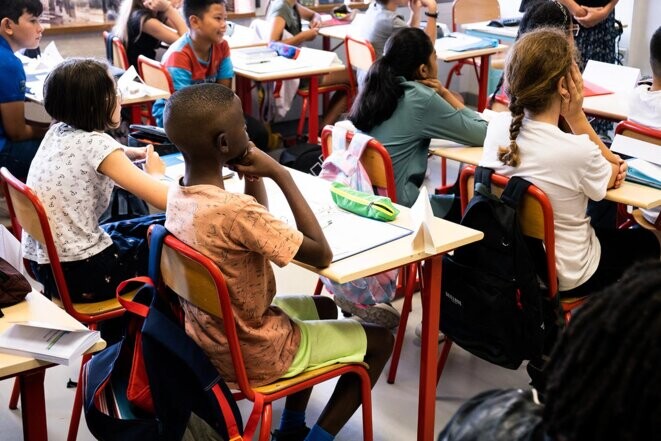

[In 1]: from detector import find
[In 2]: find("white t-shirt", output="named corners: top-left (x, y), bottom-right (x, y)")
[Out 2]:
top-left (480, 112), bottom-right (612, 291)
top-left (22, 123), bottom-right (122, 264)
top-left (628, 84), bottom-right (661, 130)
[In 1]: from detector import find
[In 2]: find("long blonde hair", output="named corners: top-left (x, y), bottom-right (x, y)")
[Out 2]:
top-left (113, 0), bottom-right (155, 44)
top-left (499, 28), bottom-right (574, 167)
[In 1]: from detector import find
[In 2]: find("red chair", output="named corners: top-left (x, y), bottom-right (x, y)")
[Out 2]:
top-left (157, 230), bottom-right (374, 441)
top-left (436, 165), bottom-right (580, 384)
top-left (344, 35), bottom-right (376, 101)
top-left (0, 167), bottom-right (136, 441)
top-left (613, 120), bottom-right (661, 230)
top-left (103, 31), bottom-right (129, 70)
top-left (319, 126), bottom-right (418, 384)
top-left (137, 55), bottom-right (175, 126)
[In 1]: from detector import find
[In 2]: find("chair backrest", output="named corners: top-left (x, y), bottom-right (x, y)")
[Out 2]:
top-left (451, 0), bottom-right (500, 31)
top-left (459, 165), bottom-right (557, 295)
top-left (615, 120), bottom-right (661, 146)
top-left (137, 55), bottom-right (175, 94)
top-left (0, 167), bottom-right (79, 315)
top-left (320, 126), bottom-right (397, 201)
top-left (158, 232), bottom-right (256, 399)
top-left (344, 35), bottom-right (377, 95)
top-left (103, 30), bottom-right (129, 70)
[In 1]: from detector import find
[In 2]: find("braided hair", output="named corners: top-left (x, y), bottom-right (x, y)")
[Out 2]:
top-left (544, 260), bottom-right (661, 441)
top-left (498, 28), bottom-right (574, 167)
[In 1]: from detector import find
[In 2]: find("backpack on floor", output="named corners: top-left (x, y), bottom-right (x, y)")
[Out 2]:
top-left (440, 166), bottom-right (556, 369)
top-left (83, 227), bottom-right (243, 441)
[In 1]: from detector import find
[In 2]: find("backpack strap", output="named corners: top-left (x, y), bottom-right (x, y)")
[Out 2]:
top-left (501, 176), bottom-right (533, 209)
top-left (474, 166), bottom-right (496, 200)
top-left (148, 224), bottom-right (169, 283)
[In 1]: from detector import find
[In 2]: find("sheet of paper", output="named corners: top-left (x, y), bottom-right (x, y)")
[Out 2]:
top-left (117, 65), bottom-right (145, 97)
top-left (435, 33), bottom-right (497, 52)
top-left (409, 187), bottom-right (438, 253)
top-left (611, 134), bottom-right (661, 166)
top-left (627, 158), bottom-right (661, 182)
top-left (582, 60), bottom-right (640, 94)
top-left (296, 47), bottom-right (342, 67)
top-left (234, 56), bottom-right (311, 73)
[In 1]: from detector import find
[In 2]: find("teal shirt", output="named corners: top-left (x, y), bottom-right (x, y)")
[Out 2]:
top-left (364, 78), bottom-right (487, 213)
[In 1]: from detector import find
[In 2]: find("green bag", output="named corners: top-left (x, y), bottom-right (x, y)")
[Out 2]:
top-left (329, 182), bottom-right (399, 221)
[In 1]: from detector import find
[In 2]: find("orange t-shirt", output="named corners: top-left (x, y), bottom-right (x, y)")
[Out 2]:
top-left (165, 183), bottom-right (304, 386)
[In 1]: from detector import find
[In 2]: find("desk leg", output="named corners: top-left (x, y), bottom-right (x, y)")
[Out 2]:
top-left (477, 54), bottom-right (491, 112)
top-left (236, 76), bottom-right (252, 117)
top-left (19, 369), bottom-right (48, 441)
top-left (418, 255), bottom-right (442, 441)
top-left (323, 35), bottom-right (330, 52)
top-left (307, 76), bottom-right (320, 145)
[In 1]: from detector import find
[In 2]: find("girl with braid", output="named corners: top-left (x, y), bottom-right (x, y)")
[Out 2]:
top-left (480, 28), bottom-right (660, 299)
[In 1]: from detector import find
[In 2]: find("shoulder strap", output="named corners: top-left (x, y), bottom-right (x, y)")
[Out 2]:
top-left (474, 166), bottom-right (498, 201)
top-left (501, 176), bottom-right (533, 209)
top-left (148, 224), bottom-right (168, 283)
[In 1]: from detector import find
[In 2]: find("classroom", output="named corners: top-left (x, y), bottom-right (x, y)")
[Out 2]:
top-left (0, 0), bottom-right (660, 440)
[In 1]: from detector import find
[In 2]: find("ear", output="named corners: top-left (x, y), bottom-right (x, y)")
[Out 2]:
top-left (188, 14), bottom-right (199, 29)
top-left (557, 75), bottom-right (569, 101)
top-left (415, 63), bottom-right (429, 80)
top-left (216, 132), bottom-right (229, 154)
top-left (0, 17), bottom-right (13, 34)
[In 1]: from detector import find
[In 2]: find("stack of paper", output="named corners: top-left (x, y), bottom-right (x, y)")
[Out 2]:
top-left (626, 158), bottom-right (661, 190)
top-left (435, 33), bottom-right (498, 52)
top-left (0, 321), bottom-right (101, 365)
top-left (582, 60), bottom-right (640, 94)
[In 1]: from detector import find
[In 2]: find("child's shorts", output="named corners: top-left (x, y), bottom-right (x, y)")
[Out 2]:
top-left (272, 295), bottom-right (367, 378)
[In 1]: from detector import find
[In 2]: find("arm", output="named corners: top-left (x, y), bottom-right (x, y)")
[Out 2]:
top-left (268, 15), bottom-right (318, 45)
top-left (98, 147), bottom-right (169, 210)
top-left (421, 0), bottom-right (438, 46)
top-left (141, 2), bottom-right (187, 45)
top-left (556, 0), bottom-right (588, 17)
top-left (561, 62), bottom-right (623, 188)
top-left (0, 102), bottom-right (48, 141)
top-left (574, 1), bottom-right (618, 28)
top-left (233, 146), bottom-right (332, 267)
top-left (408, 0), bottom-right (422, 28)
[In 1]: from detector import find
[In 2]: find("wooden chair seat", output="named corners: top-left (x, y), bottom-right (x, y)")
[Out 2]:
top-left (253, 362), bottom-right (370, 394)
top-left (632, 209), bottom-right (658, 230)
top-left (50, 288), bottom-right (138, 316)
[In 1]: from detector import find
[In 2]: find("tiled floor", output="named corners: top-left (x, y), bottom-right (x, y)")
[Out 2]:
top-left (0, 155), bottom-right (531, 440)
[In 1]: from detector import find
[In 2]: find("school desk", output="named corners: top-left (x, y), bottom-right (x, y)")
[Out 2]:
top-left (430, 146), bottom-right (661, 209)
top-left (0, 291), bottom-right (106, 441)
top-left (232, 51), bottom-right (347, 145)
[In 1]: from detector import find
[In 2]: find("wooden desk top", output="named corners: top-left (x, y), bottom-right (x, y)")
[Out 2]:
top-left (0, 292), bottom-right (106, 379)
top-left (318, 23), bottom-right (354, 40)
top-left (582, 92), bottom-right (630, 122)
top-left (435, 41), bottom-right (509, 62)
top-left (310, 2), bottom-right (369, 13)
top-left (233, 58), bottom-right (346, 82)
top-left (120, 83), bottom-right (171, 105)
top-left (430, 146), bottom-right (661, 209)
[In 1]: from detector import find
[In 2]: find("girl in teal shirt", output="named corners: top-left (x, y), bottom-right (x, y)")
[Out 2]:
top-left (349, 27), bottom-right (487, 218)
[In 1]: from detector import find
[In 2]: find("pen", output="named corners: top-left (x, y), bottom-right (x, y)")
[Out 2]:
top-left (322, 219), bottom-right (333, 229)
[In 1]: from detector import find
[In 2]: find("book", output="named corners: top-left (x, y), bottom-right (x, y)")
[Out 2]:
top-left (625, 158), bottom-right (661, 190)
top-left (0, 321), bottom-right (101, 365)
top-left (582, 60), bottom-right (640, 94)
top-left (231, 47), bottom-right (277, 64)
top-left (611, 134), bottom-right (661, 166)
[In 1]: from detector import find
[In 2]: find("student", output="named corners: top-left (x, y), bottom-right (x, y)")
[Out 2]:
top-left (349, 27), bottom-right (487, 218)
top-left (0, 0), bottom-right (49, 182)
top-left (438, 259), bottom-right (661, 441)
top-left (361, 0), bottom-right (438, 58)
top-left (113, 0), bottom-right (187, 69)
top-left (151, 0), bottom-right (268, 151)
top-left (480, 28), bottom-right (660, 299)
top-left (162, 83), bottom-right (394, 441)
top-left (22, 58), bottom-right (169, 302)
top-left (266, 0), bottom-right (350, 128)
top-left (628, 25), bottom-right (661, 226)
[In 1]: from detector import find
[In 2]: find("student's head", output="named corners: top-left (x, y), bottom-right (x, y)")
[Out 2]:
top-left (183, 0), bottom-right (227, 43)
top-left (650, 26), bottom-right (661, 80)
top-left (497, 28), bottom-right (573, 167)
top-left (349, 27), bottom-right (435, 132)
top-left (0, 0), bottom-right (43, 51)
top-left (114, 0), bottom-right (155, 43)
top-left (518, 0), bottom-right (577, 42)
top-left (44, 58), bottom-right (121, 132)
top-left (164, 83), bottom-right (248, 164)
top-left (543, 260), bottom-right (661, 440)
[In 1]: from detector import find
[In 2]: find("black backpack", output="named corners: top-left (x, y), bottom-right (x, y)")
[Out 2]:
top-left (278, 142), bottom-right (324, 175)
top-left (441, 167), bottom-right (556, 369)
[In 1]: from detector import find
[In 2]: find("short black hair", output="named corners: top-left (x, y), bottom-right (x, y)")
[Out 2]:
top-left (0, 0), bottom-right (43, 22)
top-left (164, 82), bottom-right (235, 153)
top-left (44, 58), bottom-right (118, 132)
top-left (183, 0), bottom-right (226, 26)
top-left (650, 25), bottom-right (661, 78)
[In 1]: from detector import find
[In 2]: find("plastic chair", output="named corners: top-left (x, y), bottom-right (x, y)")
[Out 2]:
top-left (157, 230), bottom-right (374, 441)
top-left (436, 165), bottom-right (579, 384)
top-left (102, 30), bottom-right (129, 71)
top-left (613, 120), bottom-right (661, 230)
top-left (318, 125), bottom-right (418, 384)
top-left (296, 77), bottom-right (352, 140)
top-left (137, 55), bottom-right (175, 126)
top-left (344, 35), bottom-right (376, 102)
top-left (0, 167), bottom-right (136, 441)
top-left (445, 0), bottom-right (501, 90)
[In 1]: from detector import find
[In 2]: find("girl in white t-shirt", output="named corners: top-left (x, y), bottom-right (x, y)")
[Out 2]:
top-left (480, 28), bottom-right (660, 298)
top-left (22, 58), bottom-right (169, 302)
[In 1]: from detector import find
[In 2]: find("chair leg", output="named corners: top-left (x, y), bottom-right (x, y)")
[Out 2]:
top-left (314, 278), bottom-right (323, 295)
top-left (297, 97), bottom-right (309, 138)
top-left (9, 378), bottom-right (20, 409)
top-left (387, 264), bottom-right (418, 384)
top-left (67, 352), bottom-right (91, 441)
top-left (358, 369), bottom-right (374, 441)
top-left (258, 403), bottom-right (273, 441)
top-left (436, 339), bottom-right (453, 386)
top-left (445, 63), bottom-right (463, 90)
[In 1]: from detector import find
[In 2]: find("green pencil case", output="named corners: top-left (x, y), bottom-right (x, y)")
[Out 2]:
top-left (330, 182), bottom-right (399, 222)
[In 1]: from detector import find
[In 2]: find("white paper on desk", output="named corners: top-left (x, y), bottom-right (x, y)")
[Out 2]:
top-left (611, 134), bottom-right (661, 166)
top-left (235, 56), bottom-right (311, 73)
top-left (296, 47), bottom-right (342, 67)
top-left (117, 65), bottom-right (145, 97)
top-left (627, 158), bottom-right (661, 182)
top-left (23, 42), bottom-right (63, 75)
top-left (409, 187), bottom-right (438, 253)
top-left (582, 60), bottom-right (640, 94)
